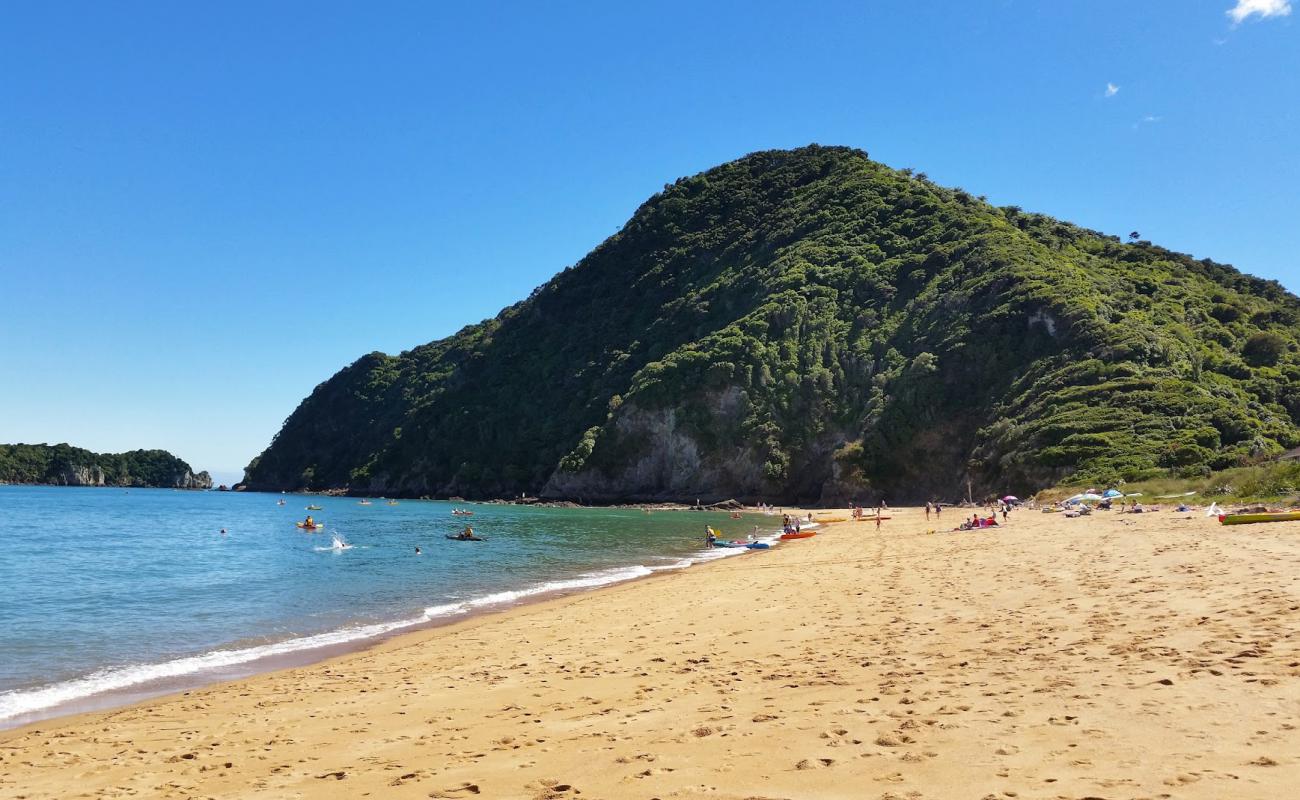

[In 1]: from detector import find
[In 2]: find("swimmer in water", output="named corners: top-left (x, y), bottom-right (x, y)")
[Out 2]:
top-left (220, 528), bottom-right (227, 535)
top-left (415, 546), bottom-right (422, 555)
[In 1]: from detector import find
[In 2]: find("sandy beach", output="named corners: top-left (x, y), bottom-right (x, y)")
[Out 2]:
top-left (3, 507), bottom-right (1299, 799)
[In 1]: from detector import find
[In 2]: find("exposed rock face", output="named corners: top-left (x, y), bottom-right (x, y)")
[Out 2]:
top-left (56, 464), bottom-right (106, 486)
top-left (49, 463), bottom-right (212, 489)
top-left (542, 388), bottom-right (810, 503)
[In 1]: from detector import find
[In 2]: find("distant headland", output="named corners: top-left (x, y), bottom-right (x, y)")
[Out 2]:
top-left (0, 443), bottom-right (212, 489)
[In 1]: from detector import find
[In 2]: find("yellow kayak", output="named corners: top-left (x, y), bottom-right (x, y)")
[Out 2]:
top-left (1219, 511), bottom-right (1300, 525)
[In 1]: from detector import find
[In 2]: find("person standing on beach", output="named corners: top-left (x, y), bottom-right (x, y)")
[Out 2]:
top-left (925, 502), bottom-right (931, 520)
top-left (935, 502), bottom-right (942, 518)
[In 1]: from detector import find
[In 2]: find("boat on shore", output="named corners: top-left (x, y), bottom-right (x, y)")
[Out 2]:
top-left (779, 530), bottom-right (816, 540)
top-left (1219, 511), bottom-right (1300, 525)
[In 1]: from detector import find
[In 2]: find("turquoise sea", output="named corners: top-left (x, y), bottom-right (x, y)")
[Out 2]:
top-left (0, 486), bottom-right (780, 728)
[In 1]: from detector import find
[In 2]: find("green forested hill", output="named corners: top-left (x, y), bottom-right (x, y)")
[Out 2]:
top-left (0, 443), bottom-right (212, 488)
top-left (242, 145), bottom-right (1300, 502)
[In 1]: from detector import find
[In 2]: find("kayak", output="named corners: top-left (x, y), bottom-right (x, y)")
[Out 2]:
top-left (779, 531), bottom-right (816, 540)
top-left (295, 522), bottom-right (324, 530)
top-left (305, 505), bottom-right (322, 511)
top-left (746, 542), bottom-right (771, 549)
top-left (1219, 511), bottom-right (1300, 525)
top-left (713, 540), bottom-right (749, 548)
top-left (445, 534), bottom-right (486, 541)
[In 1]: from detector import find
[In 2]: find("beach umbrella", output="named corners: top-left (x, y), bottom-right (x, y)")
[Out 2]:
top-left (1079, 493), bottom-right (1105, 503)
top-left (1002, 495), bottom-right (1019, 503)
top-left (1102, 489), bottom-right (1123, 498)
top-left (1065, 494), bottom-right (1085, 505)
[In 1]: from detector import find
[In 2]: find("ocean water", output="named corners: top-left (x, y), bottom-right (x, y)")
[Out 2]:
top-left (0, 486), bottom-right (781, 728)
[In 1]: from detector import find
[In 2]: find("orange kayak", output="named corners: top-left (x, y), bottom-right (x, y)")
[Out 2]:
top-left (779, 531), bottom-right (816, 540)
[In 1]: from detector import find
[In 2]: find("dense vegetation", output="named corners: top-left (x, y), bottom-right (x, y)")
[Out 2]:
top-left (243, 145), bottom-right (1300, 502)
top-left (0, 443), bottom-right (212, 489)
top-left (1044, 458), bottom-right (1300, 507)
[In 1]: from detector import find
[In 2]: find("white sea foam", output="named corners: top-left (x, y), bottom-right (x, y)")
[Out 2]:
top-left (0, 612), bottom-right (430, 725)
top-left (649, 558), bottom-right (694, 571)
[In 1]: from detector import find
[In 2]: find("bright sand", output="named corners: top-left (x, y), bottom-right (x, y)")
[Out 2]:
top-left (3, 508), bottom-right (1299, 799)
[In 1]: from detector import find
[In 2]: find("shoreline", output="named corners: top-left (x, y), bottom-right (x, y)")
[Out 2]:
top-left (0, 512), bottom-right (797, 732)
top-left (0, 565), bottom-right (683, 733)
top-left (8, 508), bottom-right (1296, 798)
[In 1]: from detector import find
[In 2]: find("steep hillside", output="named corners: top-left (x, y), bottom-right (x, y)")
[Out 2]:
top-left (0, 443), bottom-right (212, 489)
top-left (243, 146), bottom-right (1300, 502)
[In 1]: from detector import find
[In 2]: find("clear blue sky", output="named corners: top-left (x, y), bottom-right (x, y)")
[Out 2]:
top-left (2, 1), bottom-right (1297, 483)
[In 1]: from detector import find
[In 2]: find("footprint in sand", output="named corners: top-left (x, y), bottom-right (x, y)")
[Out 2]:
top-left (430, 782), bottom-right (481, 796)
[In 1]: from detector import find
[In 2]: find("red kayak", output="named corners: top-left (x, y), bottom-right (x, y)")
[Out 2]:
top-left (779, 531), bottom-right (816, 540)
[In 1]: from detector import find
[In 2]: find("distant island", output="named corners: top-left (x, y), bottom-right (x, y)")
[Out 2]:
top-left (0, 443), bottom-right (212, 489)
top-left (242, 145), bottom-right (1300, 503)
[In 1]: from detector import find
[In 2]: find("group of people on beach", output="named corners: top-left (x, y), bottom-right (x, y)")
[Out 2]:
top-left (851, 502), bottom-right (888, 519)
top-left (956, 514), bottom-right (1001, 531)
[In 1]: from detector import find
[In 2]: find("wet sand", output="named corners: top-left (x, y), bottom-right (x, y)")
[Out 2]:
top-left (3, 508), bottom-right (1299, 799)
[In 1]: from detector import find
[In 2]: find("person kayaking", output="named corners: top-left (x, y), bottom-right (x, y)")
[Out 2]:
top-left (452, 525), bottom-right (482, 541)
top-left (303, 515), bottom-right (315, 528)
